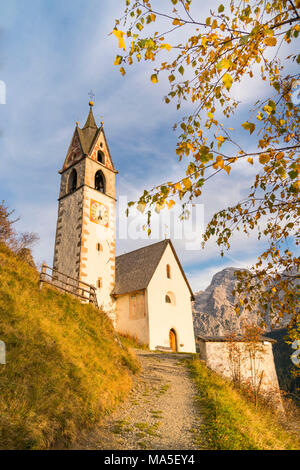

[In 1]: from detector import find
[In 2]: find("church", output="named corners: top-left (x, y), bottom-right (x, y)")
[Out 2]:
top-left (53, 102), bottom-right (196, 353)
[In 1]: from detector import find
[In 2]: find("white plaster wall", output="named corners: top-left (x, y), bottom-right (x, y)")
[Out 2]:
top-left (146, 244), bottom-right (196, 353)
top-left (116, 292), bottom-right (149, 345)
top-left (202, 340), bottom-right (281, 394)
top-left (82, 186), bottom-right (116, 317)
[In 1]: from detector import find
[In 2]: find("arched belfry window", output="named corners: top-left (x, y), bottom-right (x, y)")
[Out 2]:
top-left (97, 150), bottom-right (104, 164)
top-left (166, 264), bottom-right (171, 279)
top-left (95, 170), bottom-right (105, 193)
top-left (68, 168), bottom-right (77, 193)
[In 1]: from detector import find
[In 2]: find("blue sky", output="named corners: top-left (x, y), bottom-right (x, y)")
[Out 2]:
top-left (0, 0), bottom-right (290, 291)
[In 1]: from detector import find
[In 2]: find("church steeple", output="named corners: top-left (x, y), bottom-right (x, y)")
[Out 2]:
top-left (53, 99), bottom-right (117, 322)
top-left (82, 101), bottom-right (97, 129)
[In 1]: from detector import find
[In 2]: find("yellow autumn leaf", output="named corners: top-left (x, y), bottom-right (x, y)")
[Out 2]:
top-left (259, 154), bottom-right (270, 164)
top-left (247, 157), bottom-right (254, 165)
top-left (217, 58), bottom-right (231, 71)
top-left (112, 29), bottom-right (126, 50)
top-left (172, 18), bottom-right (183, 26)
top-left (263, 105), bottom-right (273, 115)
top-left (216, 135), bottom-right (225, 148)
top-left (264, 37), bottom-right (277, 47)
top-left (224, 165), bottom-right (231, 175)
top-left (114, 55), bottom-right (122, 65)
top-left (201, 37), bottom-right (208, 47)
top-left (120, 67), bottom-right (126, 76)
top-left (151, 74), bottom-right (158, 84)
top-left (182, 178), bottom-right (192, 189)
top-left (242, 122), bottom-right (255, 134)
top-left (214, 155), bottom-right (225, 169)
top-left (160, 43), bottom-right (172, 51)
top-left (174, 182), bottom-right (181, 191)
top-left (222, 73), bottom-right (233, 90)
top-left (167, 200), bottom-right (175, 209)
top-left (187, 142), bottom-right (194, 153)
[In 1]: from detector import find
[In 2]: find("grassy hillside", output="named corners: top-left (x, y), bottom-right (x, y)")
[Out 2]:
top-left (189, 357), bottom-right (300, 450)
top-left (0, 243), bottom-right (139, 450)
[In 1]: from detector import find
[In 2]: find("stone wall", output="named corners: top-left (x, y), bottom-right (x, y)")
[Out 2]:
top-left (197, 338), bottom-right (283, 409)
top-left (53, 186), bottom-right (84, 279)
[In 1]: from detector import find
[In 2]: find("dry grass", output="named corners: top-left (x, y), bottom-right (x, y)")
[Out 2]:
top-left (188, 357), bottom-right (300, 450)
top-left (0, 243), bottom-right (139, 449)
top-left (118, 332), bottom-right (148, 350)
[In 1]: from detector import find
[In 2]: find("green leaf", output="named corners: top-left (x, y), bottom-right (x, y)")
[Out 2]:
top-left (178, 65), bottom-right (184, 75)
top-left (288, 170), bottom-right (298, 180)
top-left (239, 35), bottom-right (249, 45)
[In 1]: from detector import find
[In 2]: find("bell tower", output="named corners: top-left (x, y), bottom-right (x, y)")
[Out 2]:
top-left (53, 101), bottom-right (117, 318)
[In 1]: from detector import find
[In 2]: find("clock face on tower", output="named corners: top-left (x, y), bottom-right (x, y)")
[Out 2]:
top-left (90, 199), bottom-right (109, 227)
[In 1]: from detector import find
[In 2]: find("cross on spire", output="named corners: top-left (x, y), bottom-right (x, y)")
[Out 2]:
top-left (88, 89), bottom-right (95, 105)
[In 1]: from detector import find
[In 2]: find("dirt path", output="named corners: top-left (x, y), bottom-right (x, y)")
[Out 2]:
top-left (75, 350), bottom-right (206, 450)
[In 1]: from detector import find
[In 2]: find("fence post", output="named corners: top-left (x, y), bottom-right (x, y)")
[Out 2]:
top-left (89, 288), bottom-right (94, 304)
top-left (39, 263), bottom-right (47, 290)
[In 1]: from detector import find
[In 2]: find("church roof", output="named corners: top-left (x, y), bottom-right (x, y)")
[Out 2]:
top-left (76, 106), bottom-right (99, 155)
top-left (61, 103), bottom-right (116, 172)
top-left (112, 239), bottom-right (194, 299)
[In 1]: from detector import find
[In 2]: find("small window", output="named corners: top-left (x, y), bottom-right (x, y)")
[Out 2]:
top-left (97, 278), bottom-right (102, 289)
top-left (96, 243), bottom-right (103, 252)
top-left (97, 150), bottom-right (104, 164)
top-left (95, 170), bottom-right (105, 193)
top-left (166, 264), bottom-right (171, 279)
top-left (165, 291), bottom-right (175, 305)
top-left (68, 168), bottom-right (77, 193)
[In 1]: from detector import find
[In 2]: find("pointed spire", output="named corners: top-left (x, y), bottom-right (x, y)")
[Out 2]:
top-left (83, 102), bottom-right (97, 129)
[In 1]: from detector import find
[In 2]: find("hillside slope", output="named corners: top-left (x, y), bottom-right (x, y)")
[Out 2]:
top-left (0, 243), bottom-right (138, 450)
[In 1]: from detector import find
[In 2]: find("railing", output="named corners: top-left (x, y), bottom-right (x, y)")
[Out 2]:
top-left (39, 264), bottom-right (98, 308)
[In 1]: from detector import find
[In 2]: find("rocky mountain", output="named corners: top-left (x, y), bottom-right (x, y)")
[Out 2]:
top-left (192, 267), bottom-right (288, 336)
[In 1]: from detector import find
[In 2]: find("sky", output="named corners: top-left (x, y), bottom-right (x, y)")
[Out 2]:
top-left (0, 0), bottom-right (292, 291)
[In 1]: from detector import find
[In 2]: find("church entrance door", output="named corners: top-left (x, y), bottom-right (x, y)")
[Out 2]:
top-left (169, 329), bottom-right (177, 352)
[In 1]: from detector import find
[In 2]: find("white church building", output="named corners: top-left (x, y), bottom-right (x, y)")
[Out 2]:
top-left (53, 102), bottom-right (196, 353)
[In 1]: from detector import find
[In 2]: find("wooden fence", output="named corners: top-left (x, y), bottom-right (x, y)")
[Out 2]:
top-left (39, 264), bottom-right (98, 308)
